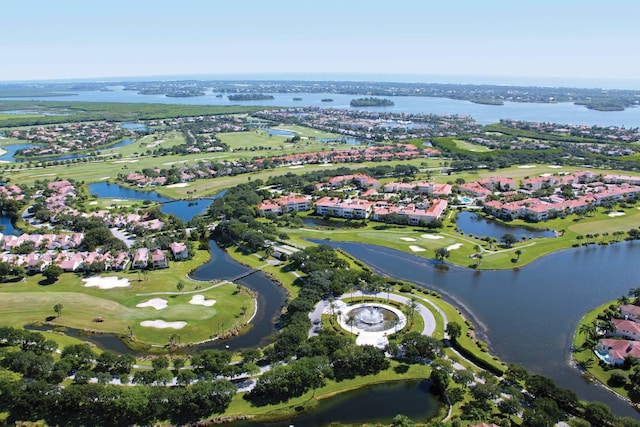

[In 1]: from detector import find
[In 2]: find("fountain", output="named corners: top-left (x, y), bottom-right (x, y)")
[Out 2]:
top-left (348, 304), bottom-right (401, 333)
top-left (356, 305), bottom-right (384, 325)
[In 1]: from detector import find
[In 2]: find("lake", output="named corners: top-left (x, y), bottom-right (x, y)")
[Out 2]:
top-left (310, 238), bottom-right (640, 419)
top-left (455, 211), bottom-right (557, 240)
top-left (0, 138), bottom-right (137, 163)
top-left (4, 87), bottom-right (640, 128)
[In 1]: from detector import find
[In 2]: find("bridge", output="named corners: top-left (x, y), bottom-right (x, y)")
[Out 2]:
top-left (228, 269), bottom-right (261, 282)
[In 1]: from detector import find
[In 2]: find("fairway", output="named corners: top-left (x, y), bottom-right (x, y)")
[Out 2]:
top-left (0, 247), bottom-right (255, 346)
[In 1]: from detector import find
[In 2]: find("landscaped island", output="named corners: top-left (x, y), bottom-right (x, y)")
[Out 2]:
top-left (350, 97), bottom-right (395, 107)
top-left (227, 93), bottom-right (274, 101)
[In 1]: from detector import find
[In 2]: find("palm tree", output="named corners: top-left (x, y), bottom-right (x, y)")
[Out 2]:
top-left (579, 322), bottom-right (597, 340)
top-left (629, 287), bottom-right (640, 300)
top-left (515, 249), bottom-right (522, 260)
top-left (405, 297), bottom-right (419, 324)
top-left (476, 253), bottom-right (483, 267)
top-left (346, 314), bottom-right (357, 340)
top-left (383, 282), bottom-right (392, 302)
top-left (618, 295), bottom-right (631, 306)
top-left (176, 282), bottom-right (184, 292)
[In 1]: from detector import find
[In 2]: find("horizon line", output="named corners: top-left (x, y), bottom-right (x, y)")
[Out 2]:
top-left (2, 72), bottom-right (640, 91)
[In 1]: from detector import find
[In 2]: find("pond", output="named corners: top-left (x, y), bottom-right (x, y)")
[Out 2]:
top-left (455, 211), bottom-right (557, 240)
top-left (87, 182), bottom-right (223, 222)
top-left (229, 379), bottom-right (440, 427)
top-left (0, 214), bottom-right (19, 235)
top-left (310, 239), bottom-right (640, 419)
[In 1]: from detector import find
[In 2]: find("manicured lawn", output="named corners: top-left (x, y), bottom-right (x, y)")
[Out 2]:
top-left (453, 139), bottom-right (492, 152)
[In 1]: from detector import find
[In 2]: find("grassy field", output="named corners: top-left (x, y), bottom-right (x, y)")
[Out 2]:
top-left (453, 139), bottom-right (492, 152)
top-left (0, 249), bottom-right (254, 347)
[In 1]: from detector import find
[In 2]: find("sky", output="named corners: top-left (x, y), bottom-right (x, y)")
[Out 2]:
top-left (3, 0), bottom-right (640, 88)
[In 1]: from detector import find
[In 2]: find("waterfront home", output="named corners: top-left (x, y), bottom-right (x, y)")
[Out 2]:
top-left (596, 339), bottom-right (640, 365)
top-left (612, 319), bottom-right (640, 341)
top-left (621, 304), bottom-right (640, 322)
top-left (315, 197), bottom-right (373, 219)
top-left (371, 199), bottom-right (448, 225)
top-left (170, 242), bottom-right (189, 260)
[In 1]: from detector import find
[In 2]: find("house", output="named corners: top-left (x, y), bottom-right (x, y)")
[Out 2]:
top-left (170, 242), bottom-right (189, 260)
top-left (151, 249), bottom-right (168, 269)
top-left (596, 339), bottom-right (640, 365)
top-left (131, 248), bottom-right (149, 269)
top-left (315, 197), bottom-right (373, 219)
top-left (612, 319), bottom-right (640, 341)
top-left (621, 305), bottom-right (640, 323)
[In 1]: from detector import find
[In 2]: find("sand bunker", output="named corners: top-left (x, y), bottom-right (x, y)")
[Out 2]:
top-left (446, 243), bottom-right (463, 251)
top-left (136, 298), bottom-right (168, 310)
top-left (189, 295), bottom-right (217, 307)
top-left (518, 165), bottom-right (536, 168)
top-left (548, 165), bottom-right (562, 168)
top-left (289, 165), bottom-right (304, 169)
top-left (140, 320), bottom-right (186, 329)
top-left (421, 234), bottom-right (444, 240)
top-left (609, 212), bottom-right (626, 217)
top-left (166, 183), bottom-right (190, 188)
top-left (409, 245), bottom-right (425, 252)
top-left (320, 163), bottom-right (334, 167)
top-left (83, 276), bottom-right (130, 289)
top-left (113, 159), bottom-right (139, 163)
top-left (89, 201), bottom-right (98, 205)
top-left (400, 237), bottom-right (417, 242)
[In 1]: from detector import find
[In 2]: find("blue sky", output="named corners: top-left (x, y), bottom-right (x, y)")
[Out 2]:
top-left (3, 0), bottom-right (639, 87)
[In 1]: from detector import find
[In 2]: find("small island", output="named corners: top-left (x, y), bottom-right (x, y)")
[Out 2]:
top-left (321, 98), bottom-right (334, 102)
top-left (227, 93), bottom-right (275, 101)
top-left (165, 90), bottom-right (206, 98)
top-left (350, 97), bottom-right (395, 107)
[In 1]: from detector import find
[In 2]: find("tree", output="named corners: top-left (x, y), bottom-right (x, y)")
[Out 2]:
top-left (392, 414), bottom-right (415, 427)
top-left (515, 249), bottom-right (523, 260)
top-left (434, 247), bottom-right (450, 263)
top-left (404, 297), bottom-right (419, 324)
top-left (53, 303), bottom-right (64, 318)
top-left (347, 314), bottom-right (357, 338)
top-left (504, 363), bottom-right (529, 385)
top-left (445, 321), bottom-right (462, 341)
top-left (501, 233), bottom-right (518, 248)
top-left (176, 282), bottom-right (184, 292)
top-left (43, 265), bottom-right (64, 282)
top-left (498, 396), bottom-right (522, 419)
